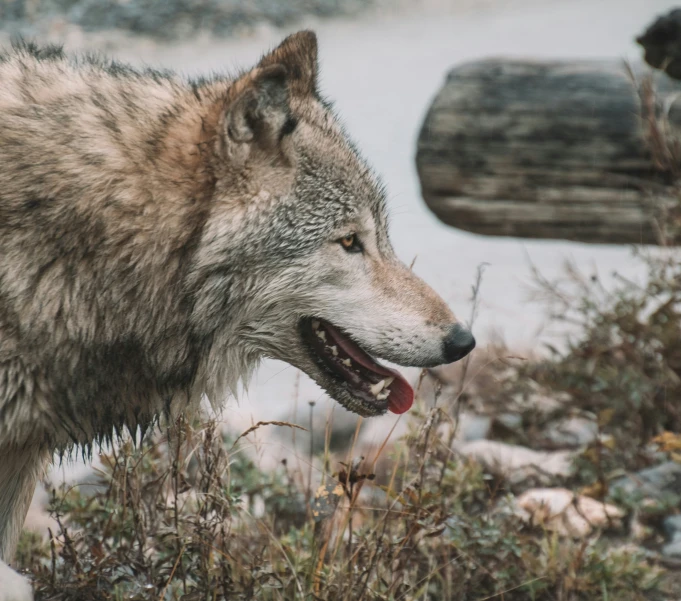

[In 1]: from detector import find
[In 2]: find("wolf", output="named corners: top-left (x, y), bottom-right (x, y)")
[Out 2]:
top-left (0, 31), bottom-right (475, 599)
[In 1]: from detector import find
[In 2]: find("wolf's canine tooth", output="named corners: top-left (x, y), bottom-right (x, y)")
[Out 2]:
top-left (369, 379), bottom-right (386, 396)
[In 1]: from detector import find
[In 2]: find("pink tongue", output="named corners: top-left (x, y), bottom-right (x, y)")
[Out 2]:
top-left (323, 323), bottom-right (414, 414)
top-left (386, 380), bottom-right (414, 414)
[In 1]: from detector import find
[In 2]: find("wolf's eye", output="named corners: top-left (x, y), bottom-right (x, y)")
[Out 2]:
top-left (338, 233), bottom-right (362, 253)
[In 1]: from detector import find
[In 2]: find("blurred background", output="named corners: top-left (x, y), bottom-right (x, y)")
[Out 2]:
top-left (1, 0), bottom-right (677, 470)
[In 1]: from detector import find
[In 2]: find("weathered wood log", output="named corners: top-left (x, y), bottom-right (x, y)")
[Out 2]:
top-left (416, 59), bottom-right (681, 245)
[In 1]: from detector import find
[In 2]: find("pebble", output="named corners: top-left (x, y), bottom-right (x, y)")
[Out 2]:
top-left (457, 440), bottom-right (575, 484)
top-left (609, 461), bottom-right (681, 502)
top-left (543, 416), bottom-right (598, 448)
top-left (515, 487), bottom-right (624, 538)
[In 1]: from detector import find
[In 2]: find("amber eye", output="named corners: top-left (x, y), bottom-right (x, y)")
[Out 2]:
top-left (338, 233), bottom-right (362, 253)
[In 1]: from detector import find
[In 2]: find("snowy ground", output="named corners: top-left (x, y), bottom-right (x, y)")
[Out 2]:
top-left (8, 0), bottom-right (677, 481)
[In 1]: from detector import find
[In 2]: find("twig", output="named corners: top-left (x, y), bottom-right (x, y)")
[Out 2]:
top-left (158, 543), bottom-right (187, 601)
top-left (229, 420), bottom-right (307, 451)
top-left (307, 400), bottom-right (316, 503)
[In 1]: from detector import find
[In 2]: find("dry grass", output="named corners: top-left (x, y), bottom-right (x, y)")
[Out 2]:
top-left (15, 392), bottom-right (667, 601)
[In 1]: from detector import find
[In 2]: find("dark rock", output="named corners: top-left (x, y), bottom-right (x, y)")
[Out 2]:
top-left (662, 534), bottom-right (681, 558)
top-left (663, 514), bottom-right (681, 540)
top-left (637, 9), bottom-right (681, 80)
top-left (609, 461), bottom-right (681, 503)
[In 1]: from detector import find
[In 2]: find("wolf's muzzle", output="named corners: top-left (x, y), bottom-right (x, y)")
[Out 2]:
top-left (443, 323), bottom-right (476, 363)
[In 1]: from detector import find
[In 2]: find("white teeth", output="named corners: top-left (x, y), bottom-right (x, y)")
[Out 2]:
top-left (330, 345), bottom-right (338, 356)
top-left (376, 391), bottom-right (390, 401)
top-left (369, 377), bottom-right (395, 397)
top-left (316, 330), bottom-right (327, 342)
top-left (369, 379), bottom-right (387, 396)
top-left (312, 320), bottom-right (320, 330)
top-left (342, 358), bottom-right (352, 367)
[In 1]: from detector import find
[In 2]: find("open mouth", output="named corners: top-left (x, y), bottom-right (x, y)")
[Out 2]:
top-left (300, 317), bottom-right (414, 416)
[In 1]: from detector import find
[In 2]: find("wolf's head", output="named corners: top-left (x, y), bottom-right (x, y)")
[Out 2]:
top-left (192, 31), bottom-right (474, 417)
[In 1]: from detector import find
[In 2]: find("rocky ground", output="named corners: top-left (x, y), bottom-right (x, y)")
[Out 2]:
top-left (414, 344), bottom-right (681, 593)
top-left (0, 0), bottom-right (374, 40)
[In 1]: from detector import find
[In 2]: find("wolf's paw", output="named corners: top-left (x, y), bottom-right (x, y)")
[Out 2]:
top-left (0, 560), bottom-right (33, 601)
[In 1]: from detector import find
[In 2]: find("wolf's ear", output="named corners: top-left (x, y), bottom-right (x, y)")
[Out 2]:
top-left (220, 32), bottom-right (317, 159)
top-left (257, 30), bottom-right (318, 96)
top-left (223, 64), bottom-right (292, 153)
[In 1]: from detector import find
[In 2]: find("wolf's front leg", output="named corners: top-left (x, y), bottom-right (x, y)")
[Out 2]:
top-left (0, 444), bottom-right (46, 601)
top-left (0, 560), bottom-right (32, 601)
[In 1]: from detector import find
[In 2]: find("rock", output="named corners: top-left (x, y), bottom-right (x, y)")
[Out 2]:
top-left (661, 514), bottom-right (681, 558)
top-left (662, 534), bottom-right (681, 558)
top-left (543, 416), bottom-right (598, 448)
top-left (454, 412), bottom-right (492, 442)
top-left (457, 440), bottom-right (575, 484)
top-left (495, 412), bottom-right (523, 432)
top-left (663, 514), bottom-right (681, 540)
top-left (609, 461), bottom-right (681, 503)
top-left (516, 488), bottom-right (625, 538)
top-left (423, 412), bottom-right (492, 445)
top-left (510, 391), bottom-right (567, 416)
top-left (637, 8), bottom-right (681, 80)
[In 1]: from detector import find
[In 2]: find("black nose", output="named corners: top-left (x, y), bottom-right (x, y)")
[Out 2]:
top-left (443, 323), bottom-right (476, 363)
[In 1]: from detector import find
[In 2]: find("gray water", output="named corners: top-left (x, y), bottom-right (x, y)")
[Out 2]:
top-left (26, 0), bottom-right (679, 481)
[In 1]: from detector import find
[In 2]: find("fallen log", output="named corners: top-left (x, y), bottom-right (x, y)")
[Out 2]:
top-left (416, 59), bottom-right (681, 245)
